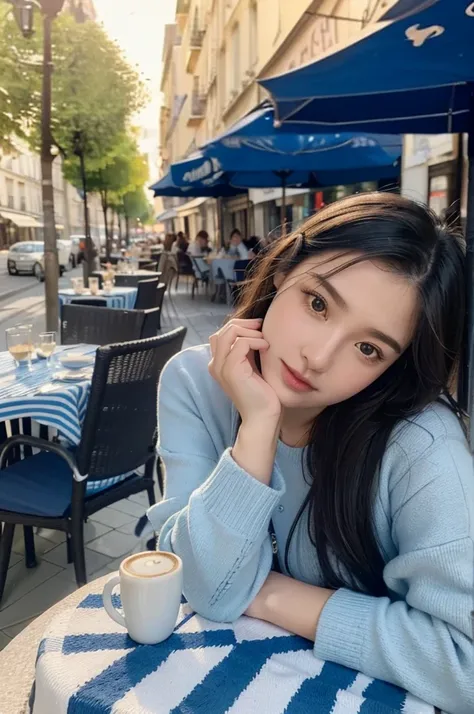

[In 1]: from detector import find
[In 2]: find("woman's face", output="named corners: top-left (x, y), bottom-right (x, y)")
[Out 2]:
top-left (259, 252), bottom-right (419, 414)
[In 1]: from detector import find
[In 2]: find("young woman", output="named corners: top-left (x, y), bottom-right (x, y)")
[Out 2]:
top-left (147, 193), bottom-right (473, 714)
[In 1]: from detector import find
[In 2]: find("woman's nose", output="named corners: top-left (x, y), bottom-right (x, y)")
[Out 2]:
top-left (302, 334), bottom-right (340, 374)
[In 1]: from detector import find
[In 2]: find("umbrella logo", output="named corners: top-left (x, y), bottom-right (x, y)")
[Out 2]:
top-left (405, 23), bottom-right (445, 47)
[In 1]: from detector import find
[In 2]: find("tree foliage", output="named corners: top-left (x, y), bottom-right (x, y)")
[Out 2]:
top-left (0, 11), bottom-right (41, 150)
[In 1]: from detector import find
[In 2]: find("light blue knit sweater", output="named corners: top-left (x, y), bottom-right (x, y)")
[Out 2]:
top-left (147, 345), bottom-right (474, 714)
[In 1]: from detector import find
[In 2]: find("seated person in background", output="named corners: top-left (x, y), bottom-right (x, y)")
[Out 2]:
top-left (228, 228), bottom-right (249, 259)
top-left (243, 235), bottom-right (265, 258)
top-left (174, 231), bottom-right (189, 254)
top-left (217, 237), bottom-right (232, 257)
top-left (189, 230), bottom-right (212, 256)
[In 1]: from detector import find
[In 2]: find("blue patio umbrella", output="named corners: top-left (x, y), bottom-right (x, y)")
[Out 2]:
top-left (149, 171), bottom-right (243, 198)
top-left (258, 0), bottom-right (474, 411)
top-left (259, 0), bottom-right (473, 135)
top-left (170, 104), bottom-right (401, 222)
top-left (171, 105), bottom-right (401, 177)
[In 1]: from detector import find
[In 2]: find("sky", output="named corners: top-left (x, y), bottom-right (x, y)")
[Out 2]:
top-left (92, 0), bottom-right (176, 178)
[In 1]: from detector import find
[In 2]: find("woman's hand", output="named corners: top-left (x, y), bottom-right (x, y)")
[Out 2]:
top-left (208, 318), bottom-right (282, 423)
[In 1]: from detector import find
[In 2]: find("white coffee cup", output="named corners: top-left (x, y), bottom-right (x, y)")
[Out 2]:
top-left (102, 551), bottom-right (183, 645)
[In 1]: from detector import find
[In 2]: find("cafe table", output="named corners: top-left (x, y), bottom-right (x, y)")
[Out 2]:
top-left (22, 574), bottom-right (437, 714)
top-left (0, 346), bottom-right (97, 445)
top-left (58, 287), bottom-right (138, 310)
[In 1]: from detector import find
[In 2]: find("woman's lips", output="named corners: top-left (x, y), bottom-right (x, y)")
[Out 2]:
top-left (281, 361), bottom-right (315, 392)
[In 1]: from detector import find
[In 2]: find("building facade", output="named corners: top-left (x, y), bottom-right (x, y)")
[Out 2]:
top-left (157, 0), bottom-right (445, 245)
top-left (0, 143), bottom-right (103, 249)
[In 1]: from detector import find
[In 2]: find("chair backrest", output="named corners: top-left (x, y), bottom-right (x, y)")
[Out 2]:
top-left (176, 251), bottom-right (194, 274)
top-left (141, 306), bottom-right (161, 338)
top-left (191, 256), bottom-right (209, 280)
top-left (114, 274), bottom-right (141, 288)
top-left (61, 303), bottom-right (150, 345)
top-left (233, 259), bottom-right (250, 282)
top-left (134, 277), bottom-right (160, 310)
top-left (70, 298), bottom-right (107, 307)
top-left (155, 282), bottom-right (166, 314)
top-left (76, 327), bottom-right (187, 479)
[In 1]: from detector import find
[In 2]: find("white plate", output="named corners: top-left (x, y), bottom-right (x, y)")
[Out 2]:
top-left (58, 353), bottom-right (95, 370)
top-left (53, 369), bottom-right (93, 382)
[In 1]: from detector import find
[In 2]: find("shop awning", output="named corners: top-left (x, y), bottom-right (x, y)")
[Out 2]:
top-left (175, 197), bottom-right (208, 217)
top-left (156, 208), bottom-right (177, 222)
top-left (0, 211), bottom-right (41, 228)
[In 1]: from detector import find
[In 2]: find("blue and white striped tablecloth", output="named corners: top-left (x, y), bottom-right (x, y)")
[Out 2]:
top-left (59, 287), bottom-right (138, 309)
top-left (32, 593), bottom-right (436, 714)
top-left (0, 347), bottom-right (96, 445)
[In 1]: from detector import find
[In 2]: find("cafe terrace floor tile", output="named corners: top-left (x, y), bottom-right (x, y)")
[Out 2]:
top-left (86, 531), bottom-right (141, 559)
top-left (89, 507), bottom-right (136, 529)
top-left (0, 559), bottom-right (62, 612)
top-left (111, 498), bottom-right (148, 518)
top-left (0, 570), bottom-right (77, 630)
top-left (42, 544), bottom-right (113, 581)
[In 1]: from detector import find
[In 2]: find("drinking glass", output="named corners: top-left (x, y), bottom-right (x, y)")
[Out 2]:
top-left (72, 277), bottom-right (84, 294)
top-left (89, 277), bottom-right (99, 295)
top-left (36, 331), bottom-right (57, 364)
top-left (6, 325), bottom-right (34, 369)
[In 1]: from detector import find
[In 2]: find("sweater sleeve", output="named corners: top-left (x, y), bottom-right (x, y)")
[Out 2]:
top-left (146, 352), bottom-right (285, 621)
top-left (314, 433), bottom-right (474, 714)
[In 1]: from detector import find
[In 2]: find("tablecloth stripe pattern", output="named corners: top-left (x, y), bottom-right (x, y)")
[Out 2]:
top-left (32, 593), bottom-right (435, 714)
top-left (58, 288), bottom-right (138, 310)
top-left (0, 349), bottom-right (131, 495)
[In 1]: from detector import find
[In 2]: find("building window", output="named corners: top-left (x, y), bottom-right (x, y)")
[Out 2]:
top-left (18, 183), bottom-right (26, 212)
top-left (249, 2), bottom-right (258, 67)
top-left (231, 23), bottom-right (240, 94)
top-left (6, 179), bottom-right (14, 209)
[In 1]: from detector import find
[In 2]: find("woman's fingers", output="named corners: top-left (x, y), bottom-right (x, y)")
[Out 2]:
top-left (222, 337), bottom-right (269, 375)
top-left (210, 320), bottom-right (263, 367)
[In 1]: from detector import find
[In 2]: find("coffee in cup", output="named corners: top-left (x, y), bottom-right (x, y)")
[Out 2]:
top-left (102, 551), bottom-right (183, 645)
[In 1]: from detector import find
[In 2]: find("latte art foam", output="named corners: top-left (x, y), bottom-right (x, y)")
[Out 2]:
top-left (123, 552), bottom-right (179, 578)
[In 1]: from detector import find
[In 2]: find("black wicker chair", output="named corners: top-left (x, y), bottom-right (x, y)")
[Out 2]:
top-left (70, 298), bottom-right (107, 307)
top-left (0, 327), bottom-right (188, 597)
top-left (175, 251), bottom-right (194, 291)
top-left (155, 283), bottom-right (166, 330)
top-left (114, 273), bottom-right (161, 288)
top-left (134, 277), bottom-right (160, 310)
top-left (60, 303), bottom-right (161, 345)
top-left (190, 256), bottom-right (210, 299)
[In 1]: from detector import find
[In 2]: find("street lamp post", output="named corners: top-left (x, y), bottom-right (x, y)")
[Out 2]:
top-left (8, 0), bottom-right (67, 333)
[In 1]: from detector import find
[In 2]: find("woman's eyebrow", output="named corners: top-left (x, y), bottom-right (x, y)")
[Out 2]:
top-left (309, 272), bottom-right (348, 310)
top-left (309, 271), bottom-right (402, 353)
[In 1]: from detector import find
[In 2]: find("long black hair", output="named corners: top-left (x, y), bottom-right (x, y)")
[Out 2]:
top-left (232, 192), bottom-right (466, 597)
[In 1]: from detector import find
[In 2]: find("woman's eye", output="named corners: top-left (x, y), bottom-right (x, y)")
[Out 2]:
top-left (357, 342), bottom-right (382, 361)
top-left (310, 295), bottom-right (326, 313)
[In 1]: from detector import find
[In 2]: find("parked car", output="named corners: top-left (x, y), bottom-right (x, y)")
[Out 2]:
top-left (7, 241), bottom-right (71, 281)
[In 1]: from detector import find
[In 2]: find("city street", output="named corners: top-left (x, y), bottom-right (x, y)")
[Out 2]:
top-left (0, 254), bottom-right (81, 350)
